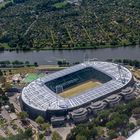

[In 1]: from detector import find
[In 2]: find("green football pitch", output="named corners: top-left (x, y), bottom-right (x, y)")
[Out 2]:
top-left (23, 73), bottom-right (45, 83)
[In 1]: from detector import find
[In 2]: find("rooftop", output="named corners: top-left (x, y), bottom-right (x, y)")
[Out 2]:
top-left (21, 61), bottom-right (132, 111)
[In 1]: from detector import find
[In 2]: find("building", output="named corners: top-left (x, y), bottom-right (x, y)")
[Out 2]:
top-left (69, 108), bottom-right (88, 123)
top-left (88, 101), bottom-right (107, 114)
top-left (120, 87), bottom-right (135, 101)
top-left (51, 116), bottom-right (66, 127)
top-left (105, 94), bottom-right (122, 107)
top-left (21, 61), bottom-right (133, 121)
top-left (127, 129), bottom-right (140, 140)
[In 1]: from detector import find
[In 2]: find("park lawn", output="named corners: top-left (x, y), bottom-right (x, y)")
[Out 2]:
top-left (59, 80), bottom-right (102, 98)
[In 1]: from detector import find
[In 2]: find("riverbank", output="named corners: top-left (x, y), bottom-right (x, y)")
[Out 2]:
top-left (0, 46), bottom-right (140, 65)
top-left (0, 43), bottom-right (139, 52)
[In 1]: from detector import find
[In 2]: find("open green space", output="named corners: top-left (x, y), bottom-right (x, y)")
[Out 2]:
top-left (23, 73), bottom-right (45, 83)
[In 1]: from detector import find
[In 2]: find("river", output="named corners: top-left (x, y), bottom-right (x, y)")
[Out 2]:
top-left (0, 46), bottom-right (140, 65)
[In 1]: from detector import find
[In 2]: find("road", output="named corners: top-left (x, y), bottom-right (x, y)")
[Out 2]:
top-left (1, 109), bottom-right (11, 122)
top-left (52, 124), bottom-right (74, 140)
top-left (9, 94), bottom-right (21, 112)
top-left (0, 129), bottom-right (6, 138)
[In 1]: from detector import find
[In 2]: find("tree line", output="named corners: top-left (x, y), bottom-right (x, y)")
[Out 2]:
top-left (0, 60), bottom-right (38, 68)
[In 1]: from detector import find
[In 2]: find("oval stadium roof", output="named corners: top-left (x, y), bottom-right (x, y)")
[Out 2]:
top-left (21, 61), bottom-right (133, 111)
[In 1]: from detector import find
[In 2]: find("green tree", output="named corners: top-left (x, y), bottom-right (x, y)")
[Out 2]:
top-left (0, 70), bottom-right (3, 76)
top-left (4, 82), bottom-right (12, 92)
top-left (41, 123), bottom-right (50, 131)
top-left (35, 116), bottom-right (44, 124)
top-left (108, 130), bottom-right (118, 139)
top-left (0, 76), bottom-right (6, 85)
top-left (76, 135), bottom-right (87, 140)
top-left (18, 111), bottom-right (28, 120)
top-left (128, 123), bottom-right (135, 130)
top-left (25, 61), bottom-right (30, 66)
top-left (137, 119), bottom-right (140, 126)
top-left (25, 128), bottom-right (33, 137)
top-left (52, 131), bottom-right (62, 140)
top-left (34, 62), bottom-right (38, 67)
top-left (0, 88), bottom-right (4, 94)
top-left (132, 107), bottom-right (140, 114)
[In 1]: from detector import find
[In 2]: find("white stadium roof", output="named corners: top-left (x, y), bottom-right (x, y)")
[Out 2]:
top-left (21, 61), bottom-right (132, 111)
top-left (127, 129), bottom-right (140, 140)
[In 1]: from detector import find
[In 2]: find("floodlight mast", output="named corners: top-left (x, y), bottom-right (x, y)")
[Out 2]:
top-left (84, 53), bottom-right (89, 62)
top-left (117, 64), bottom-right (126, 84)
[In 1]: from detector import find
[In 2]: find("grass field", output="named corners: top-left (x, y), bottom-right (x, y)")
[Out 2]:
top-left (23, 73), bottom-right (45, 83)
top-left (59, 80), bottom-right (102, 98)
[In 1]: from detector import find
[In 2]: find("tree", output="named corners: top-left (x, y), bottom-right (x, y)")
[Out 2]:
top-left (1, 94), bottom-right (9, 103)
top-left (25, 128), bottom-right (33, 137)
top-left (39, 133), bottom-right (44, 139)
top-left (137, 119), bottom-right (140, 126)
top-left (76, 135), bottom-right (87, 140)
top-left (132, 107), bottom-right (140, 114)
top-left (35, 116), bottom-right (44, 124)
top-left (89, 128), bottom-right (98, 138)
top-left (52, 131), bottom-right (62, 140)
top-left (41, 123), bottom-right (50, 131)
top-left (0, 70), bottom-right (3, 76)
top-left (18, 111), bottom-right (28, 120)
top-left (10, 103), bottom-right (15, 112)
top-left (128, 123), bottom-right (135, 130)
top-left (9, 69), bottom-right (12, 75)
top-left (108, 130), bottom-right (118, 139)
top-left (95, 110), bottom-right (110, 125)
top-left (34, 62), bottom-right (38, 67)
top-left (57, 60), bottom-right (63, 67)
top-left (25, 61), bottom-right (30, 67)
top-left (0, 76), bottom-right (6, 85)
top-left (4, 82), bottom-right (12, 92)
top-left (0, 88), bottom-right (4, 95)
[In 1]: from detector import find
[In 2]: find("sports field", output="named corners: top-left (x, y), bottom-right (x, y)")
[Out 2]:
top-left (23, 73), bottom-right (45, 83)
top-left (59, 80), bottom-right (102, 98)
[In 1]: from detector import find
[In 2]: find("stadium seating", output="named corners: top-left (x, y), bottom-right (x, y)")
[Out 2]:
top-left (45, 67), bottom-right (112, 93)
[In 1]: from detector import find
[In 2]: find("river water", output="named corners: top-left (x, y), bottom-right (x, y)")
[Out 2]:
top-left (0, 46), bottom-right (140, 65)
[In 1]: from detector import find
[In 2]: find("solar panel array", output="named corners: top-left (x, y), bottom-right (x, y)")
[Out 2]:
top-left (21, 61), bottom-right (132, 111)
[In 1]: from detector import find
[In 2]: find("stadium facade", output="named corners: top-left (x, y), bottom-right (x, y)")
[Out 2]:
top-left (21, 61), bottom-right (134, 121)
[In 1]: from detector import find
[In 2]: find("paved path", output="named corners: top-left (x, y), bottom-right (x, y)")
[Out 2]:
top-left (52, 125), bottom-right (74, 140)
top-left (9, 94), bottom-right (21, 112)
top-left (1, 109), bottom-right (11, 122)
top-left (7, 126), bottom-right (17, 135)
top-left (14, 120), bottom-right (25, 131)
top-left (0, 129), bottom-right (6, 138)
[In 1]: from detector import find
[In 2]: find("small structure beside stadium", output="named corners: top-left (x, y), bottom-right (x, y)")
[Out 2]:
top-left (88, 101), bottom-right (107, 114)
top-left (120, 87), bottom-right (136, 101)
top-left (21, 61), bottom-right (134, 123)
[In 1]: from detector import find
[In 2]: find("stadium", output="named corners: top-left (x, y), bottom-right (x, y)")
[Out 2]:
top-left (21, 61), bottom-right (134, 123)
